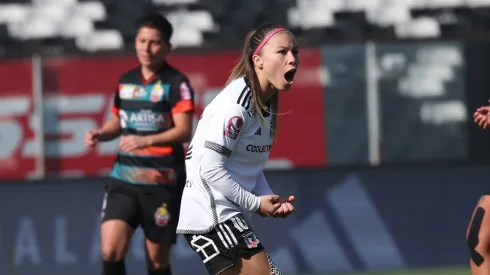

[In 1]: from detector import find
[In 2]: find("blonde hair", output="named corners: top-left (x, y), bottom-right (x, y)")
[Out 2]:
top-left (226, 24), bottom-right (289, 141)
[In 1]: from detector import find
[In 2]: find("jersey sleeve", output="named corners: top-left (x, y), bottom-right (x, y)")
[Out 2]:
top-left (111, 84), bottom-right (121, 117)
top-left (199, 106), bottom-right (261, 212)
top-left (252, 171), bottom-right (275, 196)
top-left (170, 77), bottom-right (195, 115)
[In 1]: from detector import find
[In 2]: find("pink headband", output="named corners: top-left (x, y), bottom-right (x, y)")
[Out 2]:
top-left (253, 27), bottom-right (287, 56)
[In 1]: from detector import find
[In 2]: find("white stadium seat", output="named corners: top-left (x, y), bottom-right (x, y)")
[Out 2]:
top-left (59, 16), bottom-right (95, 38)
top-left (76, 30), bottom-right (124, 52)
top-left (170, 27), bottom-right (203, 48)
top-left (11, 17), bottom-right (58, 39)
top-left (395, 17), bottom-right (441, 39)
top-left (152, 0), bottom-right (198, 5)
top-left (167, 11), bottom-right (215, 32)
top-left (368, 5), bottom-right (411, 27)
top-left (0, 0), bottom-right (487, 52)
top-left (288, 7), bottom-right (335, 29)
top-left (30, 4), bottom-right (70, 23)
top-left (73, 1), bottom-right (107, 21)
top-left (466, 0), bottom-right (490, 7)
top-left (32, 0), bottom-right (77, 7)
top-left (0, 4), bottom-right (30, 24)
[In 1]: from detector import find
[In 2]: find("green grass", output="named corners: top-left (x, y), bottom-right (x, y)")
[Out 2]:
top-left (296, 266), bottom-right (470, 275)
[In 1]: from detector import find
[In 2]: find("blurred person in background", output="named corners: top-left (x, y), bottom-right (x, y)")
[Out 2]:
top-left (467, 101), bottom-right (490, 275)
top-left (176, 24), bottom-right (298, 275)
top-left (84, 13), bottom-right (194, 275)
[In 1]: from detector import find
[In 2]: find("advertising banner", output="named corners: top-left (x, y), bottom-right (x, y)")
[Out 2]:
top-left (0, 165), bottom-right (479, 274)
top-left (0, 49), bottom-right (326, 180)
top-left (0, 60), bottom-right (36, 179)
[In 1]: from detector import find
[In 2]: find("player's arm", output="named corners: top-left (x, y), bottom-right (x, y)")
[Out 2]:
top-left (199, 106), bottom-right (261, 212)
top-left (147, 79), bottom-right (195, 145)
top-left (253, 170), bottom-right (295, 218)
top-left (96, 116), bottom-right (122, 142)
top-left (95, 86), bottom-right (122, 142)
top-left (252, 171), bottom-right (274, 196)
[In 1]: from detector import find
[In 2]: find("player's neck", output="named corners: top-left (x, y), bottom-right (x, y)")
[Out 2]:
top-left (141, 62), bottom-right (165, 80)
top-left (256, 75), bottom-right (277, 104)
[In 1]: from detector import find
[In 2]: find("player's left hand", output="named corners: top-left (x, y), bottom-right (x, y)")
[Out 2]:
top-left (273, 195), bottom-right (295, 218)
top-left (119, 135), bottom-right (151, 152)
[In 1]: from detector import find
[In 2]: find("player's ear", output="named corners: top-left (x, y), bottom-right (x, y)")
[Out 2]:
top-left (252, 55), bottom-right (263, 70)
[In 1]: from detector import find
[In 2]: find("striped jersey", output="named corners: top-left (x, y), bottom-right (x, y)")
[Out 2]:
top-left (109, 62), bottom-right (195, 185)
top-left (177, 77), bottom-right (275, 234)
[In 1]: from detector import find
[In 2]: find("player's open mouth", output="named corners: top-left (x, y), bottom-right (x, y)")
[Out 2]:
top-left (284, 69), bottom-right (296, 84)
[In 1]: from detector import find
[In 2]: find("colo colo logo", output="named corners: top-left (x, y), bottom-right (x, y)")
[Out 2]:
top-left (246, 144), bottom-right (272, 153)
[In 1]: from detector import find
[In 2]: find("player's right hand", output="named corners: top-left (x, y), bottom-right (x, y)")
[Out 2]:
top-left (85, 130), bottom-right (100, 147)
top-left (474, 103), bottom-right (490, 129)
top-left (257, 195), bottom-right (281, 217)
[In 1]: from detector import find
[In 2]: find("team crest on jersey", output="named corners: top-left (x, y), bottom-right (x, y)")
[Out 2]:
top-left (150, 81), bottom-right (165, 102)
top-left (120, 84), bottom-right (146, 99)
top-left (132, 87), bottom-right (146, 98)
top-left (224, 116), bottom-right (244, 140)
top-left (154, 203), bottom-right (171, 227)
top-left (243, 232), bottom-right (260, 249)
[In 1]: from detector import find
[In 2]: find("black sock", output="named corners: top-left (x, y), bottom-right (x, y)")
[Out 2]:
top-left (148, 265), bottom-right (171, 275)
top-left (102, 260), bottom-right (126, 275)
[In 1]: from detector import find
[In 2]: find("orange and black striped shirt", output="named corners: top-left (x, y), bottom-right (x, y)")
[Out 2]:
top-left (109, 62), bottom-right (195, 185)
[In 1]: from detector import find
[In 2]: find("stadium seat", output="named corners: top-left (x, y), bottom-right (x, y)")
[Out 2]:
top-left (152, 0), bottom-right (198, 5)
top-left (170, 27), bottom-right (203, 47)
top-left (395, 17), bottom-right (441, 38)
top-left (166, 10), bottom-right (215, 32)
top-left (426, 0), bottom-right (464, 8)
top-left (288, 6), bottom-right (335, 29)
top-left (76, 29), bottom-right (124, 52)
top-left (1, 0), bottom-right (490, 53)
top-left (345, 0), bottom-right (382, 12)
top-left (73, 1), bottom-right (107, 21)
top-left (0, 4), bottom-right (29, 24)
top-left (466, 0), bottom-right (490, 7)
top-left (32, 0), bottom-right (77, 6)
top-left (367, 5), bottom-right (411, 27)
top-left (30, 3), bottom-right (70, 23)
top-left (59, 16), bottom-right (94, 38)
top-left (11, 17), bottom-right (58, 40)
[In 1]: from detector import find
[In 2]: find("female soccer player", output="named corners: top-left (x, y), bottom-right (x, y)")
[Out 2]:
top-left (176, 24), bottom-right (298, 275)
top-left (85, 14), bottom-right (194, 275)
top-left (467, 101), bottom-right (490, 275)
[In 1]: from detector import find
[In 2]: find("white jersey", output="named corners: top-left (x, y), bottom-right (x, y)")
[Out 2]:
top-left (176, 77), bottom-right (275, 234)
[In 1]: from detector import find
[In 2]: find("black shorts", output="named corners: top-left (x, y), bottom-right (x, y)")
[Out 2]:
top-left (101, 177), bottom-right (184, 244)
top-left (183, 214), bottom-right (265, 275)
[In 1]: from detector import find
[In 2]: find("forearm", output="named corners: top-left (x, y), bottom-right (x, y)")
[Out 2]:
top-left (97, 117), bottom-right (121, 142)
top-left (201, 166), bottom-right (261, 212)
top-left (253, 171), bottom-right (274, 196)
top-left (147, 127), bottom-right (192, 146)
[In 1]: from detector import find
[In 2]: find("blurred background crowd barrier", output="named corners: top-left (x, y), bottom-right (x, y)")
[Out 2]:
top-left (3, 40), bottom-right (490, 180)
top-left (0, 165), bottom-right (483, 275)
top-left (3, 0), bottom-right (490, 274)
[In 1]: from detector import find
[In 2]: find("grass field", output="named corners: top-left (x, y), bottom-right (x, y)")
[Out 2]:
top-left (296, 266), bottom-right (470, 275)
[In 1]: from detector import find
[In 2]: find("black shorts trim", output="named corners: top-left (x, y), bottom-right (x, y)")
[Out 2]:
top-left (183, 214), bottom-right (264, 275)
top-left (101, 177), bottom-right (184, 244)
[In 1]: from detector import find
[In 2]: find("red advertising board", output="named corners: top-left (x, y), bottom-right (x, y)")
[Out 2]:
top-left (0, 50), bottom-right (326, 180)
